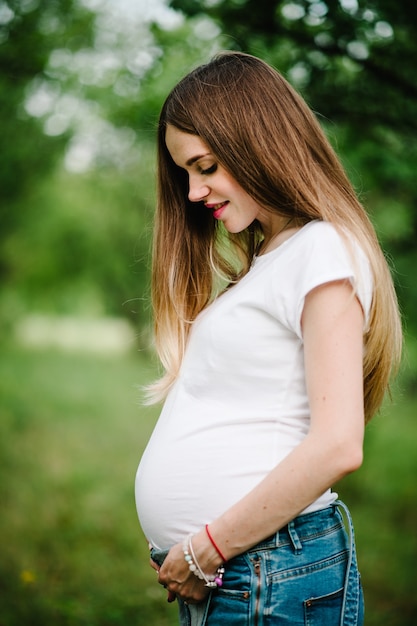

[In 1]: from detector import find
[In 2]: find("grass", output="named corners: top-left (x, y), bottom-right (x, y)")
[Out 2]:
top-left (0, 340), bottom-right (416, 625)
top-left (0, 342), bottom-right (178, 625)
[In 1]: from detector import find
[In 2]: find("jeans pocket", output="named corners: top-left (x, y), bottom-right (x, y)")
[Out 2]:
top-left (207, 557), bottom-right (253, 625)
top-left (303, 586), bottom-right (344, 626)
top-left (208, 588), bottom-right (252, 625)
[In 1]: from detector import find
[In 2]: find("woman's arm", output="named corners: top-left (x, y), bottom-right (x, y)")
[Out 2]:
top-left (157, 279), bottom-right (365, 601)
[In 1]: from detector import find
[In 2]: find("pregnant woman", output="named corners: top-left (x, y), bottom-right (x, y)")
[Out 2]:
top-left (135, 52), bottom-right (402, 626)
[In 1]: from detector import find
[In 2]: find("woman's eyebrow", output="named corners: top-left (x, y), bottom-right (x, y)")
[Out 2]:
top-left (186, 153), bottom-right (211, 167)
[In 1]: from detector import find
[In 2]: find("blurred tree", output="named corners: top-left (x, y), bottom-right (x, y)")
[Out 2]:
top-left (169, 0), bottom-right (417, 131)
top-left (0, 0), bottom-right (95, 276)
top-left (0, 1), bottom-right (222, 328)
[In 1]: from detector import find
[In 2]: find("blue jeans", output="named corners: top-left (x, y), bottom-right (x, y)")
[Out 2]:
top-left (150, 501), bottom-right (364, 626)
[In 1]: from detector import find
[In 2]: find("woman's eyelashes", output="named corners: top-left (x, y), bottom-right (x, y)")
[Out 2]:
top-left (200, 163), bottom-right (217, 175)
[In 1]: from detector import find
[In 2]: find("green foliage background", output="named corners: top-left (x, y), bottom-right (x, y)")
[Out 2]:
top-left (0, 0), bottom-right (416, 624)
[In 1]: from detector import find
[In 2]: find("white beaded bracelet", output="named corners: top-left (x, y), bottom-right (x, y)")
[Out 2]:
top-left (183, 534), bottom-right (225, 588)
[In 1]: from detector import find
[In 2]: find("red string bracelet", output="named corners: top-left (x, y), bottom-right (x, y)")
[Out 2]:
top-left (205, 524), bottom-right (228, 563)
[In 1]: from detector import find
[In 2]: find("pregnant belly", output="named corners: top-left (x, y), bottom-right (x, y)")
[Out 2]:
top-left (134, 423), bottom-right (287, 550)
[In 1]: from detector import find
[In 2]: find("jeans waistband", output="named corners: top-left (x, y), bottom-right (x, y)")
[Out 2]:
top-left (248, 502), bottom-right (341, 552)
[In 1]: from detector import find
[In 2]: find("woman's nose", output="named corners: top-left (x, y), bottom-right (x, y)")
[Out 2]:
top-left (188, 178), bottom-right (210, 203)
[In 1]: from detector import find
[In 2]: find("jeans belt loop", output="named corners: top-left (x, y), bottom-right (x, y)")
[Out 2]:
top-left (287, 520), bottom-right (303, 554)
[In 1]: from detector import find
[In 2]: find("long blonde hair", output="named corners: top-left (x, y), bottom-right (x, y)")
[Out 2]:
top-left (148, 51), bottom-right (402, 421)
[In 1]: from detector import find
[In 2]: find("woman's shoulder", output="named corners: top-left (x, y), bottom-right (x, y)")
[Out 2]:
top-left (278, 219), bottom-right (348, 257)
top-left (294, 219), bottom-right (343, 242)
top-left (254, 220), bottom-right (366, 272)
top-left (265, 220), bottom-right (373, 334)
top-left (286, 220), bottom-right (370, 275)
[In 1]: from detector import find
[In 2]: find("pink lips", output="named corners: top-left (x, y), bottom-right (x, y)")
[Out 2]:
top-left (206, 201), bottom-right (228, 220)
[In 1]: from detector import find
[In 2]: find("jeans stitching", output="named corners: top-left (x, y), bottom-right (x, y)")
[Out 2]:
top-left (268, 549), bottom-right (348, 582)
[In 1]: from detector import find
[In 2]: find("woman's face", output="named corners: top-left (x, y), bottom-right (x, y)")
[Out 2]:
top-left (165, 125), bottom-right (266, 234)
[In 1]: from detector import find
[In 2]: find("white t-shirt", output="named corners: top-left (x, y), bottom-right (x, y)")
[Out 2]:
top-left (135, 221), bottom-right (373, 550)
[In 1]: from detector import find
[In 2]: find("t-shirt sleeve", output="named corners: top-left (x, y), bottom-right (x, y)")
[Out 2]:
top-left (269, 221), bottom-right (374, 339)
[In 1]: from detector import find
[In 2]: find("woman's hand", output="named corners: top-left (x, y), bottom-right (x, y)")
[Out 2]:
top-left (154, 531), bottom-right (223, 604)
top-left (150, 557), bottom-right (177, 603)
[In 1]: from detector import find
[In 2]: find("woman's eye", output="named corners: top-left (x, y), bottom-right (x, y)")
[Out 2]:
top-left (201, 164), bottom-right (217, 175)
